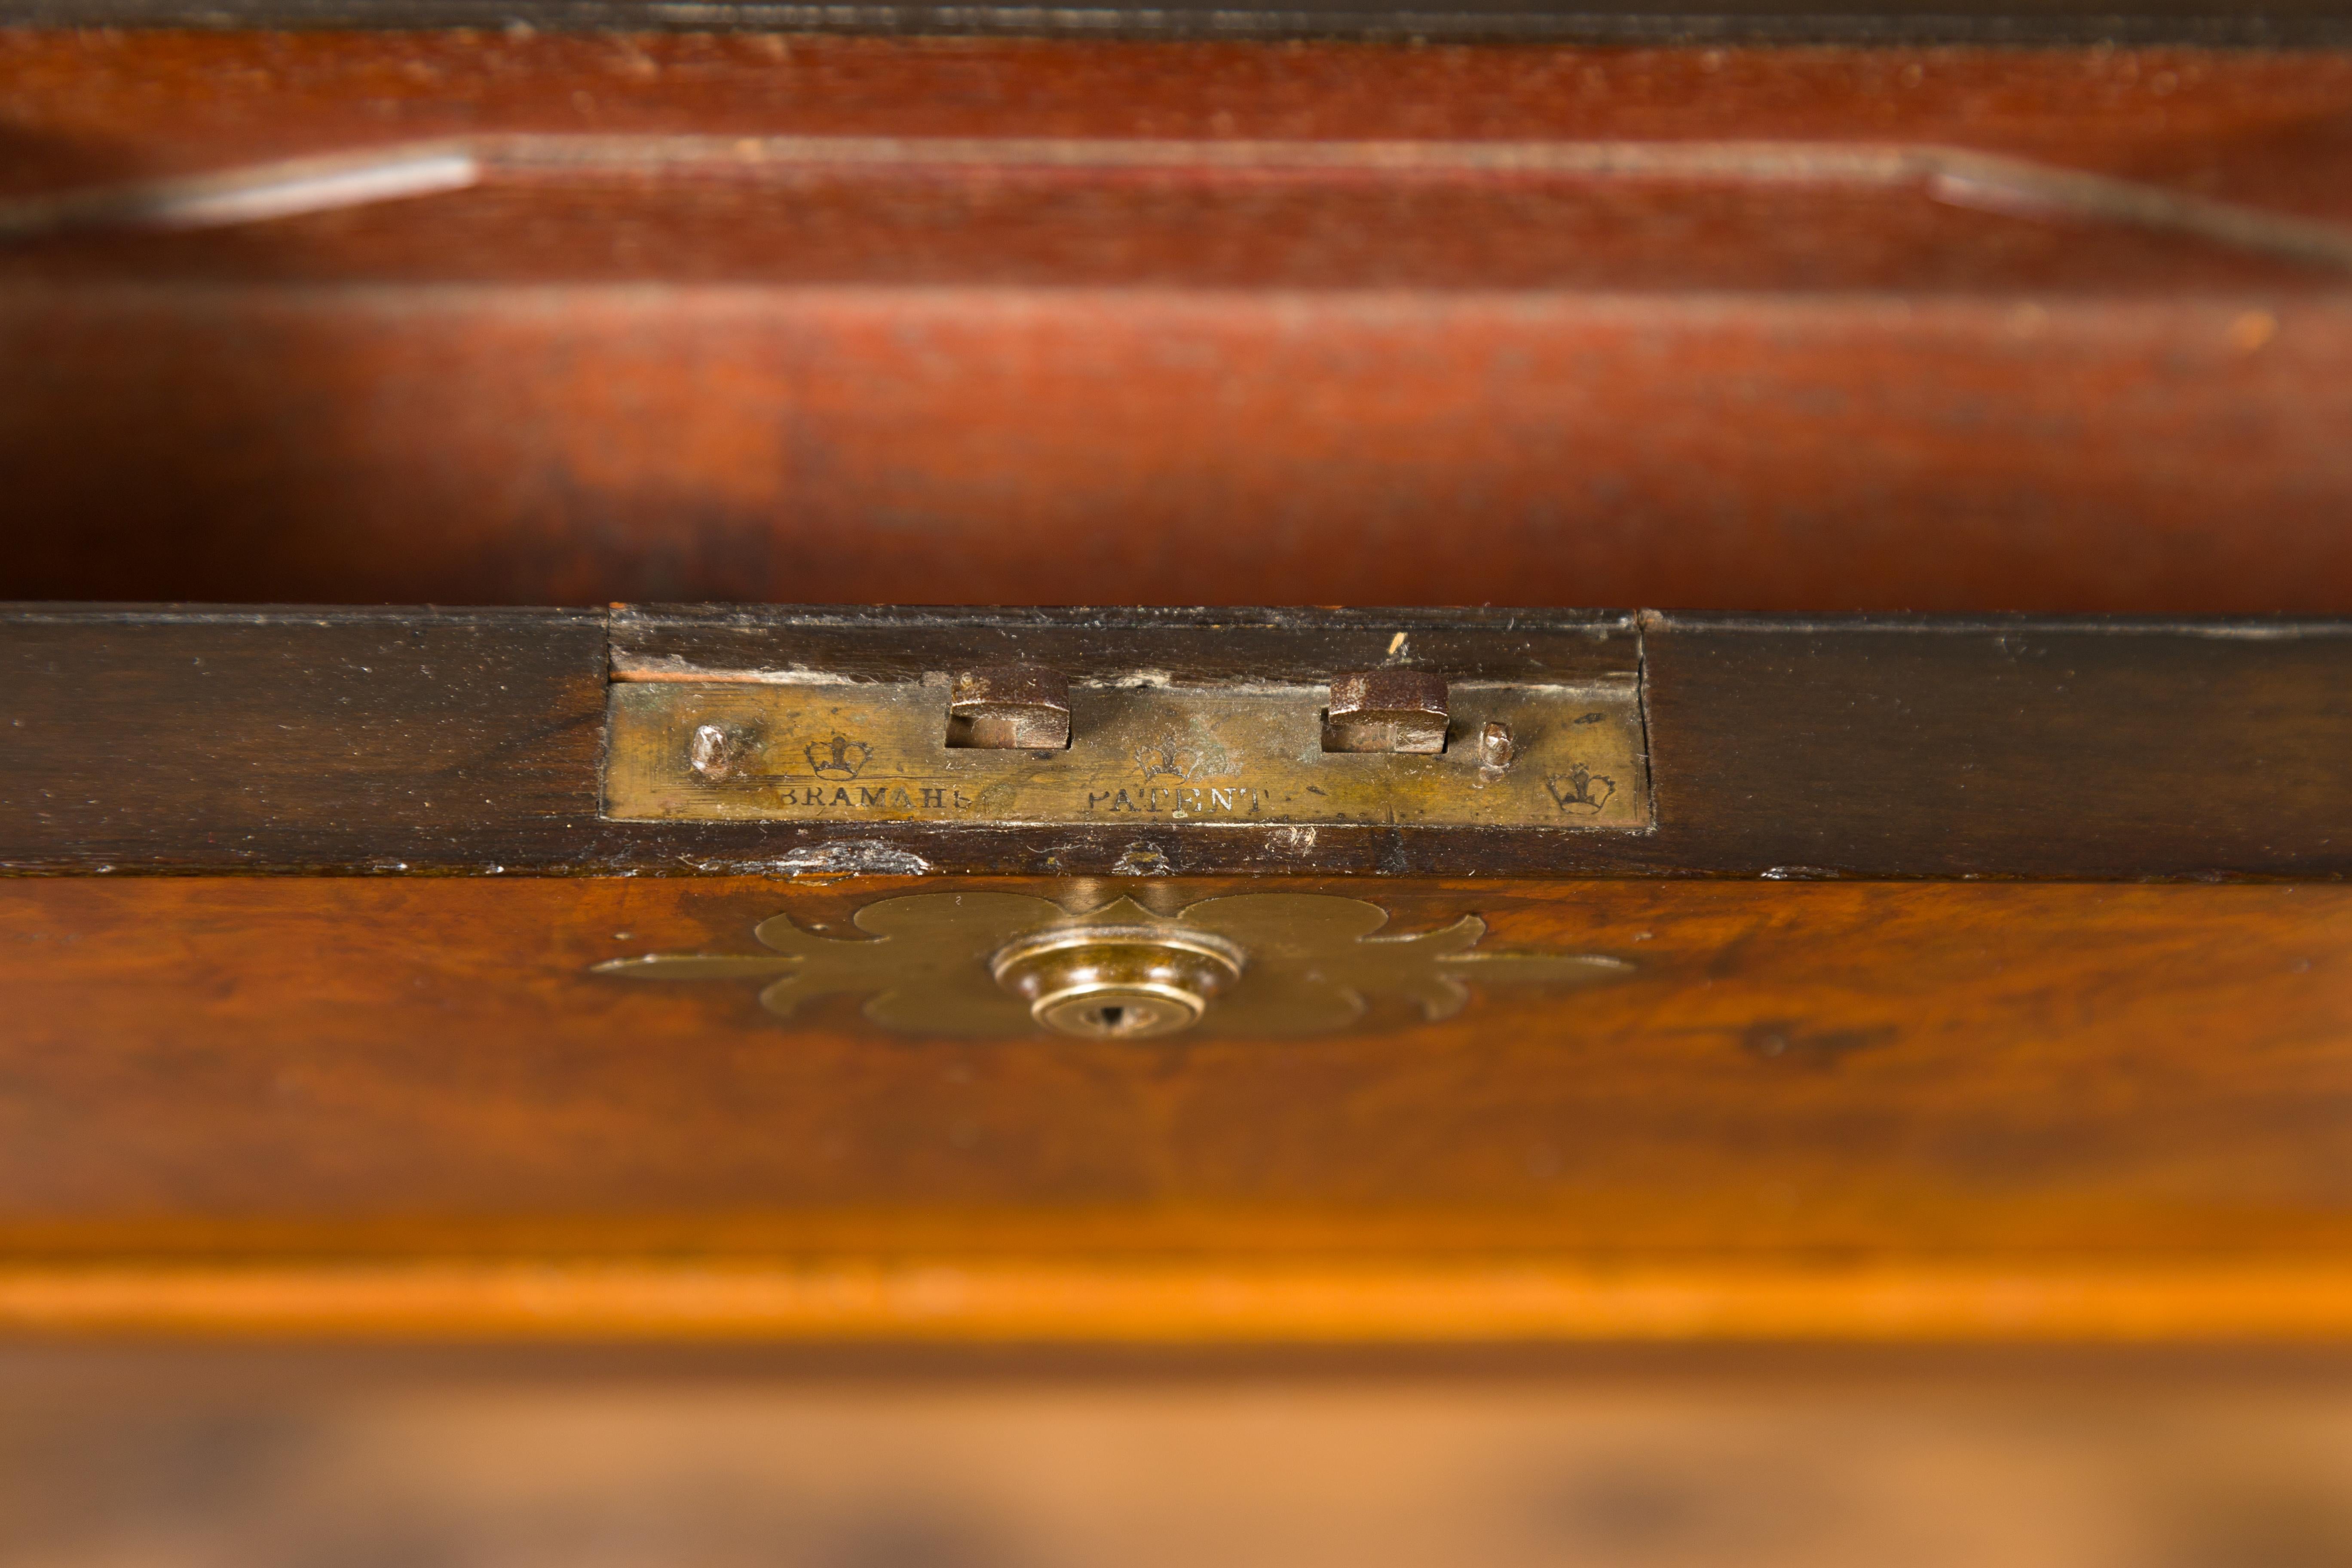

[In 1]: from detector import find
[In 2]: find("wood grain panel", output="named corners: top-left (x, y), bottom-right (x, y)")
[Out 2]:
top-left (8, 34), bottom-right (2352, 205)
top-left (2, 875), bottom-right (2346, 1273)
top-left (14, 1262), bottom-right (2352, 1340)
top-left (0, 608), bottom-right (610, 871)
top-left (7, 289), bottom-right (2349, 612)
top-left (12, 157), bottom-right (2345, 288)
top-left (7, 35), bottom-right (2352, 611)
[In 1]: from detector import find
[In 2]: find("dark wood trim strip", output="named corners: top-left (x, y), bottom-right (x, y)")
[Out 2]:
top-left (6, 5), bottom-right (2352, 46)
top-left (3, 605), bottom-right (2346, 878)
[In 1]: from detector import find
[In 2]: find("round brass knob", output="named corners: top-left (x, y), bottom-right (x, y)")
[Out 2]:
top-left (989, 927), bottom-right (1243, 1040)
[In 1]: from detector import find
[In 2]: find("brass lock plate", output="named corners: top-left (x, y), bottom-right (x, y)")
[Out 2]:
top-left (602, 678), bottom-right (1649, 830)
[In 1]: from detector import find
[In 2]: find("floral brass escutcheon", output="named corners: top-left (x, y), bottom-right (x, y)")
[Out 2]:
top-left (594, 892), bottom-right (1630, 1038)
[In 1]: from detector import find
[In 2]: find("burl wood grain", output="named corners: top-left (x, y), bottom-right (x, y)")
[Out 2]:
top-left (2, 873), bottom-right (2348, 1336)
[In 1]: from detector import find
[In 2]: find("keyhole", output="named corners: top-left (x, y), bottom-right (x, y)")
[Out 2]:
top-left (1094, 1006), bottom-right (1125, 1031)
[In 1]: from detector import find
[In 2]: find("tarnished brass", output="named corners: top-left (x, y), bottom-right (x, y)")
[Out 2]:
top-left (948, 664), bottom-right (1072, 750)
top-left (603, 677), bottom-right (1648, 829)
top-left (990, 927), bottom-right (1243, 1038)
top-left (595, 891), bottom-right (1630, 1038)
top-left (1323, 669), bottom-right (1449, 753)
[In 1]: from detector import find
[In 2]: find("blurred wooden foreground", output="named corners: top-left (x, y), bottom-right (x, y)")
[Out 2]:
top-left (3, 1345), bottom-right (2351, 1568)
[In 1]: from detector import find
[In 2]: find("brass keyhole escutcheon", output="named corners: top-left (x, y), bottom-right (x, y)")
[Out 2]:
top-left (596, 890), bottom-right (1632, 1038)
top-left (989, 928), bottom-right (1244, 1040)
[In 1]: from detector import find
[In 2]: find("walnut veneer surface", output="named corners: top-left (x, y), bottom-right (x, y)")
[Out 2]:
top-left (0, 874), bottom-right (2345, 1338)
